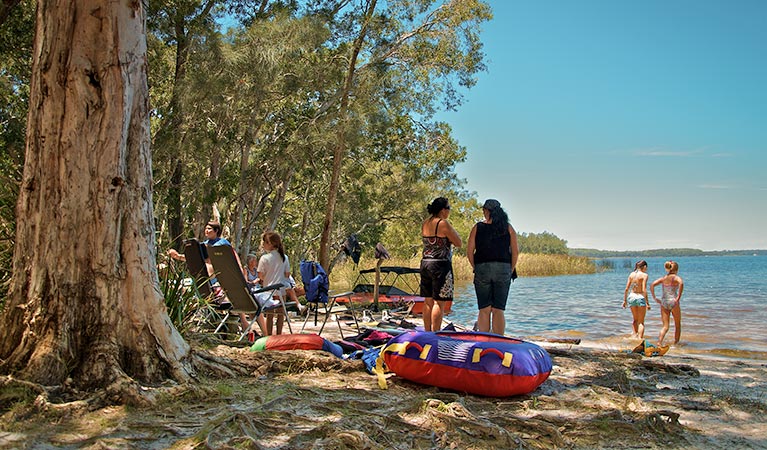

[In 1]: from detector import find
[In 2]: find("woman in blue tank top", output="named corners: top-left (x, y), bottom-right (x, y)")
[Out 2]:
top-left (467, 199), bottom-right (519, 335)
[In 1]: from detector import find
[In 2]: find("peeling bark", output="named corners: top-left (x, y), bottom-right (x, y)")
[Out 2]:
top-left (0, 0), bottom-right (193, 394)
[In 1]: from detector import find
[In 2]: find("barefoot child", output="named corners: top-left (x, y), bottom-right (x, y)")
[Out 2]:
top-left (623, 260), bottom-right (650, 338)
top-left (650, 260), bottom-right (684, 346)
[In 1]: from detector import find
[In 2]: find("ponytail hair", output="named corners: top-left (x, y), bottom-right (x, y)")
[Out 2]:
top-left (426, 197), bottom-right (449, 216)
top-left (664, 260), bottom-right (679, 274)
top-left (635, 260), bottom-right (647, 270)
top-left (262, 230), bottom-right (286, 261)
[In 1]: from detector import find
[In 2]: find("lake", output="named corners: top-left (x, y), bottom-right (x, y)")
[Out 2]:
top-left (449, 255), bottom-right (767, 361)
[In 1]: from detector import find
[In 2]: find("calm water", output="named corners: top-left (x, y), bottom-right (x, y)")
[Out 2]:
top-left (450, 255), bottom-right (767, 361)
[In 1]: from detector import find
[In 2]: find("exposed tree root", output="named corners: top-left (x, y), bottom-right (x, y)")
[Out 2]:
top-left (3, 343), bottom-right (765, 449)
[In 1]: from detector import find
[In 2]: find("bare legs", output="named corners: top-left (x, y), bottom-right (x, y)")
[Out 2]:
top-left (264, 312), bottom-right (286, 335)
top-left (240, 312), bottom-right (266, 337)
top-left (671, 305), bottom-right (682, 344)
top-left (477, 306), bottom-right (506, 335)
top-left (629, 306), bottom-right (647, 338)
top-left (491, 308), bottom-right (505, 335)
top-left (477, 306), bottom-right (490, 332)
top-left (422, 298), bottom-right (446, 332)
top-left (658, 305), bottom-right (682, 346)
top-left (432, 300), bottom-right (446, 331)
top-left (286, 288), bottom-right (305, 314)
top-left (262, 292), bottom-right (303, 335)
top-left (423, 298), bottom-right (433, 331)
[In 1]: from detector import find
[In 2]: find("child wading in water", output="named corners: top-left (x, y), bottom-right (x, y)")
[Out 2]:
top-left (623, 260), bottom-right (650, 338)
top-left (650, 260), bottom-right (684, 346)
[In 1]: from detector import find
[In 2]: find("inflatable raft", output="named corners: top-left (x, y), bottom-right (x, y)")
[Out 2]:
top-left (250, 333), bottom-right (343, 358)
top-left (377, 331), bottom-right (552, 397)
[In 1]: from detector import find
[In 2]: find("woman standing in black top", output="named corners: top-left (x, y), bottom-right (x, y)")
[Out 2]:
top-left (420, 197), bottom-right (462, 331)
top-left (467, 199), bottom-right (519, 335)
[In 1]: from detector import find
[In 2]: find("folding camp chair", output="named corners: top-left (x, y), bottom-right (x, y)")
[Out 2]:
top-left (207, 244), bottom-right (291, 338)
top-left (182, 238), bottom-right (213, 299)
top-left (179, 238), bottom-right (240, 336)
top-left (299, 260), bottom-right (360, 338)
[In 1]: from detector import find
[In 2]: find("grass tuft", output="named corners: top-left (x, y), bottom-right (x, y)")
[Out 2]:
top-left (328, 253), bottom-right (598, 288)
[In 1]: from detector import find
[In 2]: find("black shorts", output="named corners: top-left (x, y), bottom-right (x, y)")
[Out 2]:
top-left (420, 259), bottom-right (454, 300)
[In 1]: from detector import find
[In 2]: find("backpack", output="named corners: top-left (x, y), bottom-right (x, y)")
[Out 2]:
top-left (299, 260), bottom-right (329, 304)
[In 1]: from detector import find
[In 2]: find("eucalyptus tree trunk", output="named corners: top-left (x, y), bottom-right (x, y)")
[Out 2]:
top-left (319, 0), bottom-right (378, 270)
top-left (161, 30), bottom-right (190, 249)
top-left (265, 166), bottom-right (295, 232)
top-left (0, 0), bottom-right (193, 394)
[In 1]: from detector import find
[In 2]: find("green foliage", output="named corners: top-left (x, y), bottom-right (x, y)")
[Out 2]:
top-left (160, 261), bottom-right (214, 334)
top-left (2, 0), bottom-right (497, 287)
top-left (0, 381), bottom-right (38, 417)
top-left (0, 0), bottom-right (34, 303)
top-left (518, 231), bottom-right (569, 255)
top-left (144, 0), bottom-right (493, 268)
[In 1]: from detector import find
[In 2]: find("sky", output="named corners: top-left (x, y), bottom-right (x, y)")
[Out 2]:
top-left (438, 0), bottom-right (766, 251)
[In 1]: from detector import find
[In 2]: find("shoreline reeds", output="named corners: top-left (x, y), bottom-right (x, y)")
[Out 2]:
top-left (327, 253), bottom-right (597, 289)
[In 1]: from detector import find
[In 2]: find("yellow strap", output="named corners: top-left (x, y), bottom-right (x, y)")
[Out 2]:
top-left (375, 342), bottom-right (410, 389)
top-left (375, 351), bottom-right (388, 389)
top-left (387, 342), bottom-right (410, 355)
top-left (420, 344), bottom-right (432, 360)
top-left (472, 348), bottom-right (514, 367)
top-left (375, 341), bottom-right (432, 389)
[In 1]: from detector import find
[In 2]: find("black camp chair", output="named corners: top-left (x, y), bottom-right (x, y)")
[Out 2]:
top-left (180, 238), bottom-right (240, 336)
top-left (182, 238), bottom-right (213, 299)
top-left (207, 244), bottom-right (290, 339)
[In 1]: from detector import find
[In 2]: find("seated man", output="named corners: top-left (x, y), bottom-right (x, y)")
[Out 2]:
top-left (168, 220), bottom-right (232, 274)
top-left (168, 221), bottom-right (252, 331)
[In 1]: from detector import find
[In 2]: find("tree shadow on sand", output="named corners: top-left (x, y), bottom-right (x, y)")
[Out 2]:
top-left (2, 342), bottom-right (766, 449)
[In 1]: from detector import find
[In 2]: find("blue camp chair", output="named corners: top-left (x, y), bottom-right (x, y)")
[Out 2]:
top-left (299, 260), bottom-right (359, 338)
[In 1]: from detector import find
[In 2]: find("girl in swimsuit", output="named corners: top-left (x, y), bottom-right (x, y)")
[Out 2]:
top-left (650, 260), bottom-right (684, 346)
top-left (623, 260), bottom-right (650, 338)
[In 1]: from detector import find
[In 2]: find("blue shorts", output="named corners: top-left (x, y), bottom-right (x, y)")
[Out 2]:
top-left (474, 262), bottom-right (512, 310)
top-left (627, 292), bottom-right (647, 308)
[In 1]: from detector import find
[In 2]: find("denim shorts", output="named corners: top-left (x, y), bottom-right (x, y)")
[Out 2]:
top-left (626, 292), bottom-right (647, 308)
top-left (474, 262), bottom-right (512, 310)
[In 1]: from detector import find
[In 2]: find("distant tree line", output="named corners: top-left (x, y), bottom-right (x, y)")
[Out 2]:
top-left (569, 248), bottom-right (767, 257)
top-left (517, 231), bottom-right (569, 255)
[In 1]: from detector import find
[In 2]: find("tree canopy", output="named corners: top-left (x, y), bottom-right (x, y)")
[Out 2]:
top-left (0, 0), bottom-right (495, 284)
top-left (144, 0), bottom-right (493, 270)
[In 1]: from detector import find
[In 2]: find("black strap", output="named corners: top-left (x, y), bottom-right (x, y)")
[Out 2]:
top-left (434, 219), bottom-right (442, 235)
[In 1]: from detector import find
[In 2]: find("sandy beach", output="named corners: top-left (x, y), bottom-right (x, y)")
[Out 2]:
top-left (1, 314), bottom-right (765, 449)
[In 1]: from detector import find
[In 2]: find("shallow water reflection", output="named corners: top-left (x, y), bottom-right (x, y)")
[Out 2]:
top-left (449, 255), bottom-right (767, 360)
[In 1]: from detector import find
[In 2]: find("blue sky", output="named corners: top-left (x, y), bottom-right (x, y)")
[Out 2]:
top-left (440, 0), bottom-right (766, 251)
